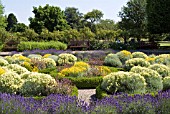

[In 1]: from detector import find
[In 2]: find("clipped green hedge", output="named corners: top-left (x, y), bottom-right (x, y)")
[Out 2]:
top-left (96, 85), bottom-right (108, 99)
top-left (59, 76), bottom-right (103, 89)
top-left (17, 41), bottom-right (67, 51)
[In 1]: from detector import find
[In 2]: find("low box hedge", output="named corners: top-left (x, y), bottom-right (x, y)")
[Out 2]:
top-left (96, 85), bottom-right (108, 99)
top-left (58, 76), bottom-right (103, 89)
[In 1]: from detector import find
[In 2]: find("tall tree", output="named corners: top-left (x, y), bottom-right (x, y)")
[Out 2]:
top-left (6, 13), bottom-right (18, 31)
top-left (64, 7), bottom-right (83, 29)
top-left (147, 0), bottom-right (170, 34)
top-left (84, 9), bottom-right (103, 32)
top-left (29, 4), bottom-right (69, 33)
top-left (12, 23), bottom-right (28, 32)
top-left (0, 0), bottom-right (7, 28)
top-left (96, 19), bottom-right (117, 30)
top-left (118, 0), bottom-right (147, 42)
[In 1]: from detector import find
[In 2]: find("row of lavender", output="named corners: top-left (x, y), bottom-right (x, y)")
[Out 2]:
top-left (1, 90), bottom-right (170, 114)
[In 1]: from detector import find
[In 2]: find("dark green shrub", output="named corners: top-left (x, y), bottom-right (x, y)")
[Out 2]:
top-left (17, 41), bottom-right (67, 51)
top-left (163, 77), bottom-right (170, 91)
top-left (59, 76), bottom-right (103, 89)
top-left (89, 40), bottom-right (110, 50)
top-left (96, 85), bottom-right (108, 99)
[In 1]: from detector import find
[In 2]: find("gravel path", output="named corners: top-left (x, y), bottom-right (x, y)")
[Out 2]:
top-left (78, 89), bottom-right (97, 104)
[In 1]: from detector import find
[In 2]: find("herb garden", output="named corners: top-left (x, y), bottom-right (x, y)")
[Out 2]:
top-left (0, 50), bottom-right (170, 113)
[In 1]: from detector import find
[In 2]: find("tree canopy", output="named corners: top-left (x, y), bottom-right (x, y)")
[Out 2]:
top-left (64, 7), bottom-right (83, 29)
top-left (146, 0), bottom-right (170, 34)
top-left (29, 4), bottom-right (69, 33)
top-left (6, 13), bottom-right (18, 31)
top-left (0, 0), bottom-right (7, 28)
top-left (118, 0), bottom-right (147, 40)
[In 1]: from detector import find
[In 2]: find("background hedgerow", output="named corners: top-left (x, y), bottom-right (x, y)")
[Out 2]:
top-left (17, 41), bottom-right (67, 51)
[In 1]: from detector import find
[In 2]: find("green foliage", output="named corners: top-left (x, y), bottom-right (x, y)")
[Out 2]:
top-left (163, 77), bottom-right (170, 91)
top-left (12, 23), bottom-right (28, 32)
top-left (118, 0), bottom-right (147, 40)
top-left (101, 71), bottom-right (146, 94)
top-left (0, 28), bottom-right (11, 43)
top-left (149, 64), bottom-right (170, 78)
top-left (6, 13), bottom-right (18, 31)
top-left (61, 76), bottom-right (103, 89)
top-left (21, 28), bottom-right (39, 41)
top-left (57, 53), bottom-right (77, 66)
top-left (124, 58), bottom-right (150, 70)
top-left (84, 9), bottom-right (103, 24)
top-left (0, 1), bottom-right (7, 28)
top-left (64, 7), bottom-right (83, 29)
top-left (130, 66), bottom-right (163, 93)
top-left (17, 41), bottom-right (67, 51)
top-left (104, 53), bottom-right (122, 67)
top-left (132, 51), bottom-right (148, 59)
top-left (89, 40), bottom-right (110, 50)
top-left (116, 50), bottom-right (132, 64)
top-left (29, 4), bottom-right (69, 33)
top-left (147, 0), bottom-right (170, 34)
top-left (0, 71), bottom-right (23, 94)
top-left (20, 72), bottom-right (57, 96)
top-left (96, 85), bottom-right (108, 99)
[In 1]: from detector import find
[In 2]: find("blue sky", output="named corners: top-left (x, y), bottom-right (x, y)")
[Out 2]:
top-left (2, 0), bottom-right (129, 25)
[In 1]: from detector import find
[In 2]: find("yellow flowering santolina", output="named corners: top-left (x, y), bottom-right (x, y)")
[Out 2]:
top-left (74, 61), bottom-right (90, 69)
top-left (0, 67), bottom-right (5, 75)
top-left (60, 66), bottom-right (87, 77)
top-left (116, 50), bottom-right (132, 64)
top-left (43, 54), bottom-right (52, 58)
top-left (96, 66), bottom-right (111, 76)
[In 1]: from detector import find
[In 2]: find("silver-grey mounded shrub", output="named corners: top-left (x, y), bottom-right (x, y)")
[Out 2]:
top-left (101, 71), bottom-right (146, 94)
top-left (104, 54), bottom-right (122, 67)
top-left (0, 71), bottom-right (23, 94)
top-left (130, 66), bottom-right (163, 93)
top-left (57, 53), bottom-right (77, 66)
top-left (149, 64), bottom-right (170, 78)
top-left (124, 58), bottom-right (150, 70)
top-left (20, 72), bottom-right (57, 96)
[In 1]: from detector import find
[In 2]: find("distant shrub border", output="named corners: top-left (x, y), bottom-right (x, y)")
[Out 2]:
top-left (57, 76), bottom-right (103, 89)
top-left (17, 41), bottom-right (67, 51)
